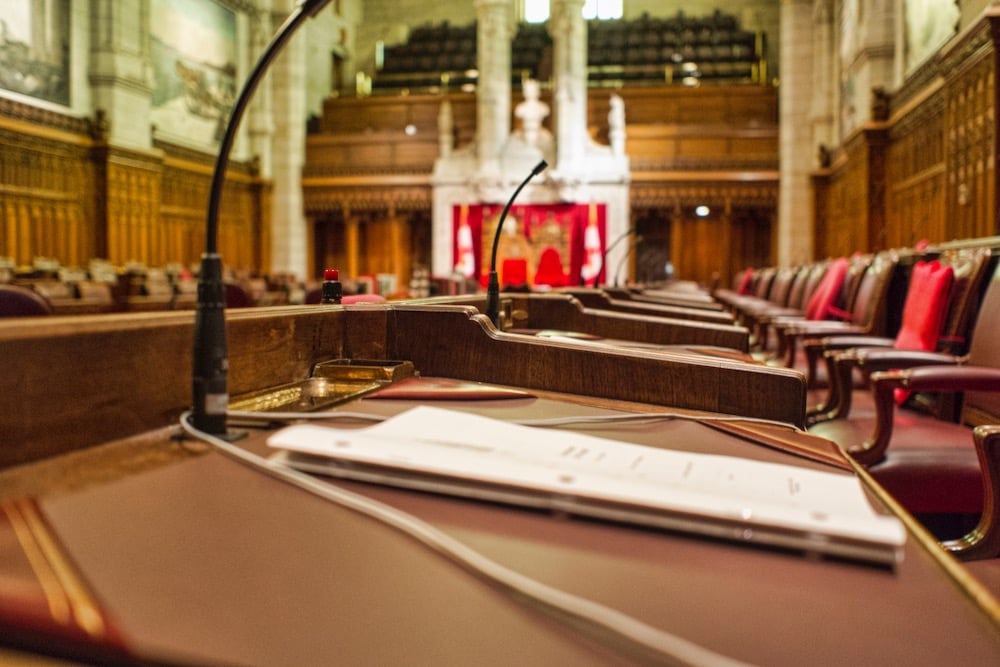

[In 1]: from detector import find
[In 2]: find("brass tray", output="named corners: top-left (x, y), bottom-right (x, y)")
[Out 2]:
top-left (228, 359), bottom-right (416, 413)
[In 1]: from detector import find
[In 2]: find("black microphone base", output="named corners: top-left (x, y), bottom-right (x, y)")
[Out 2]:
top-left (192, 253), bottom-right (231, 437)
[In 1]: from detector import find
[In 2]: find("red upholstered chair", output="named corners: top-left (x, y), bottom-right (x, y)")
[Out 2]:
top-left (808, 247), bottom-right (992, 422)
top-left (533, 247), bottom-right (568, 287)
top-left (803, 256), bottom-right (850, 321)
top-left (809, 259), bottom-right (1000, 541)
top-left (748, 256), bottom-right (862, 359)
top-left (735, 266), bottom-right (754, 294)
top-left (725, 261), bottom-right (833, 352)
top-left (0, 284), bottom-right (53, 317)
top-left (771, 251), bottom-right (897, 368)
top-left (501, 258), bottom-right (528, 287)
top-left (224, 282), bottom-right (256, 308)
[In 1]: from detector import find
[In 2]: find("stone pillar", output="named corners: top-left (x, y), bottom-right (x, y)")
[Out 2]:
top-left (269, 1), bottom-right (308, 278)
top-left (475, 0), bottom-right (514, 174)
top-left (810, 0), bottom-right (836, 155)
top-left (778, 0), bottom-right (816, 265)
top-left (438, 98), bottom-right (454, 158)
top-left (550, 0), bottom-right (588, 175)
top-left (248, 1), bottom-right (274, 178)
top-left (845, 0), bottom-right (896, 132)
top-left (88, 0), bottom-right (153, 149)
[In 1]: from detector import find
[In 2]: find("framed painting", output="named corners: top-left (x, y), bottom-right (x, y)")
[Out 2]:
top-left (0, 0), bottom-right (71, 106)
top-left (150, 0), bottom-right (237, 146)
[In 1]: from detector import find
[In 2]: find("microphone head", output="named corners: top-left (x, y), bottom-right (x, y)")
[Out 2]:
top-left (532, 160), bottom-right (548, 176)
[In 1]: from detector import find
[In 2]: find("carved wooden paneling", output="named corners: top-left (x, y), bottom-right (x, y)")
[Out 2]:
top-left (102, 149), bottom-right (163, 266)
top-left (942, 42), bottom-right (995, 241)
top-left (820, 129), bottom-right (884, 257)
top-left (818, 12), bottom-right (1000, 258)
top-left (0, 113), bottom-right (95, 266)
top-left (305, 132), bottom-right (439, 176)
top-left (156, 141), bottom-right (269, 273)
top-left (885, 87), bottom-right (946, 248)
top-left (0, 97), bottom-right (269, 274)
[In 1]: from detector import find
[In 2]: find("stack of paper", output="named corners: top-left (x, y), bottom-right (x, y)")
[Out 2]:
top-left (267, 406), bottom-right (906, 566)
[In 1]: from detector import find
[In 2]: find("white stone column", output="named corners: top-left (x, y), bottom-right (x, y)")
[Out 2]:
top-left (269, 1), bottom-right (308, 278)
top-left (88, 0), bottom-right (153, 149)
top-left (550, 0), bottom-right (588, 176)
top-left (475, 0), bottom-right (514, 175)
top-left (810, 0), bottom-right (836, 154)
top-left (841, 0), bottom-right (895, 130)
top-left (778, 0), bottom-right (816, 266)
top-left (248, 1), bottom-right (274, 179)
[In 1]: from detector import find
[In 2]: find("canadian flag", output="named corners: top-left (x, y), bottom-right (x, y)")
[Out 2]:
top-left (580, 220), bottom-right (603, 285)
top-left (454, 221), bottom-right (475, 278)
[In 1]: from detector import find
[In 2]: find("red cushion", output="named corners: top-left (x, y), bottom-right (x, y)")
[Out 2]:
top-left (501, 258), bottom-right (528, 287)
top-left (736, 267), bottom-right (754, 295)
top-left (534, 247), bottom-right (568, 287)
top-left (804, 257), bottom-right (848, 320)
top-left (893, 260), bottom-right (954, 404)
top-left (894, 260), bottom-right (954, 351)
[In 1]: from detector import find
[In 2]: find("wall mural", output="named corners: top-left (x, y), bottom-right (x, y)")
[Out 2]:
top-left (905, 0), bottom-right (959, 72)
top-left (453, 203), bottom-right (607, 288)
top-left (0, 0), bottom-right (70, 106)
top-left (150, 0), bottom-right (236, 146)
top-left (839, 0), bottom-right (860, 138)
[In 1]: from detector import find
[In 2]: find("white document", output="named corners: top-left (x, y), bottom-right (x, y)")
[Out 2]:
top-left (268, 406), bottom-right (906, 565)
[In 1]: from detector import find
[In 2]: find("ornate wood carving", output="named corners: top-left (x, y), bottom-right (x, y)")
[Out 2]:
top-left (0, 100), bottom-right (269, 273)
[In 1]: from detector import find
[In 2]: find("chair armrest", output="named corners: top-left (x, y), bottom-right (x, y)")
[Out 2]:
top-left (854, 366), bottom-right (1000, 466)
top-left (807, 342), bottom-right (914, 422)
top-left (892, 365), bottom-right (1000, 393)
top-left (777, 322), bottom-right (865, 367)
top-left (806, 335), bottom-right (895, 352)
top-left (848, 348), bottom-right (961, 375)
top-left (802, 335), bottom-right (894, 392)
top-left (943, 424), bottom-right (1000, 560)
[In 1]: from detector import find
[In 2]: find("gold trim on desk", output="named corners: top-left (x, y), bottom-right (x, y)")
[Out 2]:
top-left (3, 500), bottom-right (107, 638)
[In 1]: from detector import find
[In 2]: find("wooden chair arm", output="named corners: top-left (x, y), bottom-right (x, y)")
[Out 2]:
top-left (853, 367), bottom-right (1000, 466)
top-left (943, 424), bottom-right (1000, 560)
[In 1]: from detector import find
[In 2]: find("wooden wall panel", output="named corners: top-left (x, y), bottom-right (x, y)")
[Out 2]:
top-left (815, 12), bottom-right (1000, 257)
top-left (0, 98), bottom-right (269, 276)
top-left (0, 115), bottom-right (95, 266)
top-left (885, 87), bottom-right (946, 248)
top-left (816, 128), bottom-right (887, 258)
top-left (103, 152), bottom-right (162, 266)
top-left (942, 45), bottom-right (995, 241)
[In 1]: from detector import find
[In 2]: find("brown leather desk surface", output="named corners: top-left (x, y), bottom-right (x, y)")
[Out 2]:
top-left (14, 389), bottom-right (1000, 665)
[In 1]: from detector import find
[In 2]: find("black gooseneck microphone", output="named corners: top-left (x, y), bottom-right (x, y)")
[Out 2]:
top-left (485, 160), bottom-right (547, 327)
top-left (599, 227), bottom-right (636, 287)
top-left (613, 234), bottom-right (644, 287)
top-left (192, 0), bottom-right (331, 436)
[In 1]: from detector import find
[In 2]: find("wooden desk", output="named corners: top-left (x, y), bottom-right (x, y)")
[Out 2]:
top-left (1, 304), bottom-right (997, 665)
top-left (417, 292), bottom-right (751, 352)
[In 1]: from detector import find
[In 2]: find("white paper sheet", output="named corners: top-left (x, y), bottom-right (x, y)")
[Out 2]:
top-left (268, 406), bottom-right (906, 563)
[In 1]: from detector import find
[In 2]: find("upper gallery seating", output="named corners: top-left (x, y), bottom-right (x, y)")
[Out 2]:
top-left (371, 10), bottom-right (765, 94)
